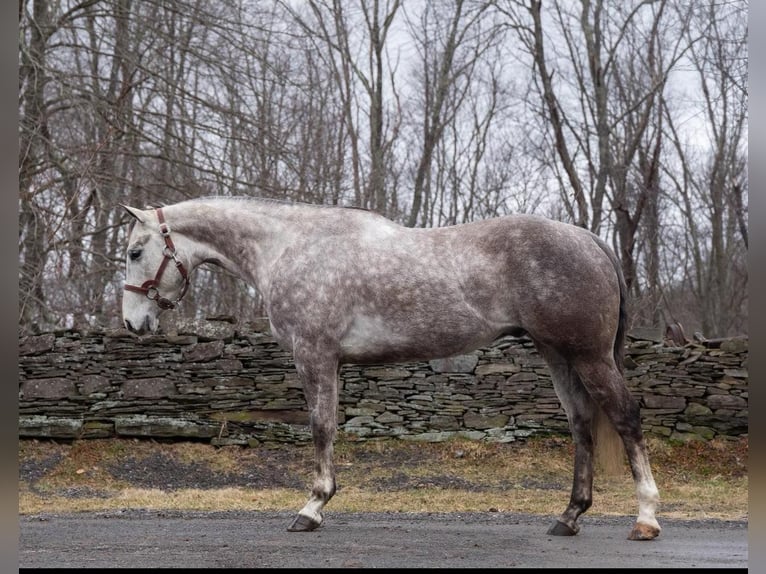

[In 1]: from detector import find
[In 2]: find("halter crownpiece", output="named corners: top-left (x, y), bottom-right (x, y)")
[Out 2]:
top-left (124, 208), bottom-right (190, 310)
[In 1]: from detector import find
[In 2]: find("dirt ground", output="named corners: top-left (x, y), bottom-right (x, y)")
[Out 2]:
top-left (18, 434), bottom-right (748, 521)
top-left (19, 435), bottom-right (572, 497)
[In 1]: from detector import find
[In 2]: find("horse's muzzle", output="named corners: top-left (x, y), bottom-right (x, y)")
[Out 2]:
top-left (124, 316), bottom-right (151, 335)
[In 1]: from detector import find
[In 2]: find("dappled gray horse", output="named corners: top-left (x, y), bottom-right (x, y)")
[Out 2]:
top-left (121, 196), bottom-right (660, 540)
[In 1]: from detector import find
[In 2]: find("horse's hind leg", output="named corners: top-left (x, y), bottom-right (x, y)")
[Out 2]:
top-left (287, 352), bottom-right (340, 532)
top-left (538, 345), bottom-right (598, 536)
top-left (573, 356), bottom-right (661, 540)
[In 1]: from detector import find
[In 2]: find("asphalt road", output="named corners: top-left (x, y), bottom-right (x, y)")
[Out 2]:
top-left (19, 510), bottom-right (748, 569)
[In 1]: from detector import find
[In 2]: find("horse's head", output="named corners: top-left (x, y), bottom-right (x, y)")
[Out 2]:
top-left (121, 205), bottom-right (190, 334)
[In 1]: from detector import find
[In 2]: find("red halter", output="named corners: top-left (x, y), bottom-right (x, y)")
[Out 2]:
top-left (124, 208), bottom-right (190, 310)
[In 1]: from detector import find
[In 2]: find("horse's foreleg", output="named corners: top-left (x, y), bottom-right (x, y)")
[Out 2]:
top-left (287, 356), bottom-right (339, 532)
top-left (574, 358), bottom-right (661, 541)
top-left (542, 355), bottom-right (596, 536)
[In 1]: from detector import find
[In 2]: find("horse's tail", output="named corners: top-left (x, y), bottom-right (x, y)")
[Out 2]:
top-left (593, 402), bottom-right (625, 476)
top-left (590, 235), bottom-right (629, 477)
top-left (598, 237), bottom-right (628, 377)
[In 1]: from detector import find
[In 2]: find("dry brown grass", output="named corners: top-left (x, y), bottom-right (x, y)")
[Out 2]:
top-left (18, 434), bottom-right (748, 521)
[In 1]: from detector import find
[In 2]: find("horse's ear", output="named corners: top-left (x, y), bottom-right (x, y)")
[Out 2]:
top-left (121, 204), bottom-right (147, 223)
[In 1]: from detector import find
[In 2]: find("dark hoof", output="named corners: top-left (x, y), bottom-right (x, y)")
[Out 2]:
top-left (628, 522), bottom-right (660, 540)
top-left (547, 520), bottom-right (578, 536)
top-left (287, 513), bottom-right (322, 532)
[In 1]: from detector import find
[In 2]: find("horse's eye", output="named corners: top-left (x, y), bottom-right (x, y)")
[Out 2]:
top-left (128, 248), bottom-right (142, 261)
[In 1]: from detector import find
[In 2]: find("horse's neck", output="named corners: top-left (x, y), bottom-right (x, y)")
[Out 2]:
top-left (166, 200), bottom-right (290, 292)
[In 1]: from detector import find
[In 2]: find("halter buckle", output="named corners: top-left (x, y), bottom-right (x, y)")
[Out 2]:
top-left (163, 245), bottom-right (179, 261)
top-left (145, 286), bottom-right (160, 301)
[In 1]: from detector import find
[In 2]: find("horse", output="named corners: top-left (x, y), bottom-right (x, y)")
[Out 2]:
top-left (120, 196), bottom-right (661, 541)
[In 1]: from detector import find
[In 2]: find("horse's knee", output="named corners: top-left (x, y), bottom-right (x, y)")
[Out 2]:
top-left (310, 410), bottom-right (337, 443)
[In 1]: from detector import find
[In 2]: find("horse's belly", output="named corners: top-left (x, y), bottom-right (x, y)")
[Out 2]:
top-left (339, 312), bottom-right (505, 364)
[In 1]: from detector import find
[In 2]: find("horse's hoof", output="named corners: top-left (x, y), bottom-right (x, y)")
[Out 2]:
top-left (628, 522), bottom-right (660, 540)
top-left (287, 513), bottom-right (322, 532)
top-left (547, 520), bottom-right (578, 536)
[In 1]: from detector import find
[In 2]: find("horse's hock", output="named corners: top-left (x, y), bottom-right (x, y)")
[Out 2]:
top-left (18, 318), bottom-right (748, 444)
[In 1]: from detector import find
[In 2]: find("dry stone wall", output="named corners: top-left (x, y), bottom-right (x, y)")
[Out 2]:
top-left (18, 319), bottom-right (748, 445)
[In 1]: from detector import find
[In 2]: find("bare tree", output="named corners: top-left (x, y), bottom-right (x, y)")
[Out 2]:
top-left (496, 0), bottom-right (745, 333)
top-left (17, 0), bottom-right (747, 337)
top-left (660, 0), bottom-right (748, 337)
top-left (282, 0), bottom-right (403, 215)
top-left (402, 0), bottom-right (511, 227)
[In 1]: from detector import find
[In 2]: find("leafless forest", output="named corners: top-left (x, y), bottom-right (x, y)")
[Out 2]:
top-left (18, 0), bottom-right (748, 338)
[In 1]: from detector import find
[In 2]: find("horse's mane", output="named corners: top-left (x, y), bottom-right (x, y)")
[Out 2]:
top-left (188, 195), bottom-right (373, 212)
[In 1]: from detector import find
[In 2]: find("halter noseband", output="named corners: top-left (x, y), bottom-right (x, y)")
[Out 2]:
top-left (124, 208), bottom-right (190, 310)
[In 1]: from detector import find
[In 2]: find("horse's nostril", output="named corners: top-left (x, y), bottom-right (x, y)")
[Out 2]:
top-left (125, 317), bottom-right (151, 334)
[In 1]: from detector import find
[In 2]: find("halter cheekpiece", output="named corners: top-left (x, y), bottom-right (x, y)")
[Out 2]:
top-left (124, 208), bottom-right (190, 310)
